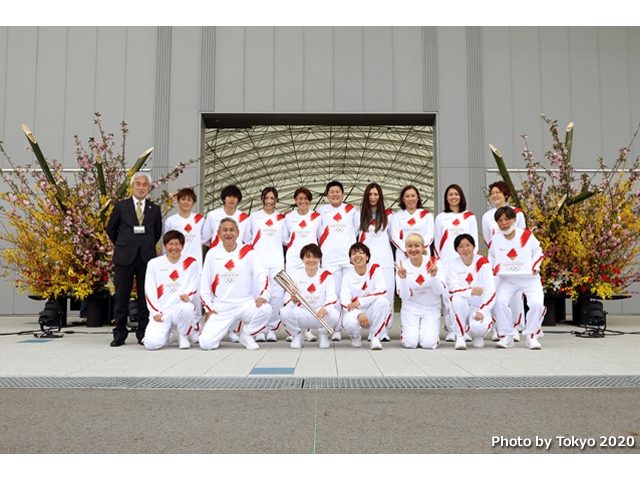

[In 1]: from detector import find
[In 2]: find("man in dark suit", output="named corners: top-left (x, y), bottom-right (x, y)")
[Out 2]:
top-left (106, 172), bottom-right (162, 346)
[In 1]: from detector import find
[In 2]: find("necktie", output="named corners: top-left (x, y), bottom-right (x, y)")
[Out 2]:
top-left (136, 201), bottom-right (144, 225)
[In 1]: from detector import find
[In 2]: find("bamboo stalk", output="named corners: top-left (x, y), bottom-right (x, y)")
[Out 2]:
top-left (21, 124), bottom-right (67, 213)
top-left (489, 144), bottom-right (523, 210)
top-left (100, 147), bottom-right (153, 219)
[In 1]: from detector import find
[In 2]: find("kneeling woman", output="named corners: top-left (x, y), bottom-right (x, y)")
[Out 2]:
top-left (280, 244), bottom-right (340, 349)
top-left (395, 233), bottom-right (446, 349)
top-left (445, 234), bottom-right (496, 350)
top-left (340, 242), bottom-right (390, 350)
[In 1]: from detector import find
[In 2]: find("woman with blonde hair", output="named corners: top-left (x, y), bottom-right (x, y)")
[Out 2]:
top-left (395, 233), bottom-right (446, 349)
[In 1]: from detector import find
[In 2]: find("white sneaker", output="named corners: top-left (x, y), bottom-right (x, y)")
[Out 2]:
top-left (318, 332), bottom-right (331, 349)
top-left (286, 335), bottom-right (293, 342)
top-left (370, 337), bottom-right (382, 350)
top-left (380, 334), bottom-right (391, 342)
top-left (472, 336), bottom-right (485, 348)
top-left (350, 335), bottom-right (362, 348)
top-left (445, 332), bottom-right (456, 342)
top-left (496, 336), bottom-right (515, 349)
top-left (464, 333), bottom-right (472, 342)
top-left (332, 331), bottom-right (342, 341)
top-left (189, 331), bottom-right (200, 344)
top-left (305, 331), bottom-right (317, 342)
top-left (512, 328), bottom-right (521, 342)
top-left (454, 337), bottom-right (467, 350)
top-left (227, 332), bottom-right (240, 343)
top-left (179, 334), bottom-right (191, 350)
top-left (254, 332), bottom-right (266, 342)
top-left (239, 331), bottom-right (260, 350)
top-left (291, 333), bottom-right (303, 349)
top-left (267, 331), bottom-right (278, 342)
top-left (525, 336), bottom-right (542, 350)
top-left (491, 329), bottom-right (500, 342)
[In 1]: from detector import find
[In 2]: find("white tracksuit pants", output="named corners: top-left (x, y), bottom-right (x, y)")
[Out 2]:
top-left (450, 296), bottom-right (493, 339)
top-left (265, 268), bottom-right (285, 333)
top-left (280, 304), bottom-right (340, 336)
top-left (144, 302), bottom-right (198, 350)
top-left (341, 297), bottom-right (390, 339)
top-left (200, 300), bottom-right (272, 350)
top-left (400, 305), bottom-right (442, 349)
top-left (493, 275), bottom-right (545, 339)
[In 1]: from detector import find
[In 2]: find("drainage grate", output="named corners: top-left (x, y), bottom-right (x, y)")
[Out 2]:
top-left (0, 375), bottom-right (639, 390)
top-left (302, 376), bottom-right (640, 389)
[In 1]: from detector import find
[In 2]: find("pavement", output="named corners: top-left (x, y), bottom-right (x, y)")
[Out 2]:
top-left (2, 314), bottom-right (639, 457)
top-left (1, 313), bottom-right (639, 378)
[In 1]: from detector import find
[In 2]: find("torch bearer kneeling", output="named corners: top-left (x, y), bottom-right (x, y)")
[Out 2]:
top-left (273, 270), bottom-right (335, 334)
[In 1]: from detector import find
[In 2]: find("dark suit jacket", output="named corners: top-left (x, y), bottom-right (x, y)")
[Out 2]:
top-left (106, 197), bottom-right (163, 266)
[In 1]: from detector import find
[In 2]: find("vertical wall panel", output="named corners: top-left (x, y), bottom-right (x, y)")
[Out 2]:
top-left (245, 27), bottom-right (275, 112)
top-left (63, 27), bottom-right (98, 162)
top-left (629, 27), bottom-right (640, 146)
top-left (333, 27), bottom-right (363, 112)
top-left (539, 27), bottom-right (572, 124)
top-left (392, 27), bottom-right (423, 112)
top-left (214, 27), bottom-right (245, 111)
top-left (466, 26), bottom-right (487, 218)
top-left (0, 27), bottom-right (9, 161)
top-left (201, 26), bottom-right (216, 113)
top-left (422, 26), bottom-right (438, 113)
top-left (167, 27), bottom-right (201, 191)
top-left (95, 27), bottom-right (127, 128)
top-left (598, 27), bottom-right (632, 154)
top-left (33, 27), bottom-right (67, 161)
top-left (482, 26), bottom-right (516, 178)
top-left (363, 27), bottom-right (393, 112)
top-left (122, 27), bottom-right (157, 166)
top-left (509, 27), bottom-right (545, 156)
top-left (274, 27), bottom-right (304, 112)
top-left (153, 26), bottom-right (171, 182)
top-left (303, 27), bottom-right (333, 112)
top-left (4, 27), bottom-right (38, 168)
top-left (568, 27), bottom-right (603, 162)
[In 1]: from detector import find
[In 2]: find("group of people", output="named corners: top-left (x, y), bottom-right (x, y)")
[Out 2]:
top-left (106, 173), bottom-right (546, 352)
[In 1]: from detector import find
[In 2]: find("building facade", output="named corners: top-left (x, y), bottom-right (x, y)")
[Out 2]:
top-left (1, 26), bottom-right (639, 314)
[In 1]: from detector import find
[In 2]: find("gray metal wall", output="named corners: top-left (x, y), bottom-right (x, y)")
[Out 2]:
top-left (1, 26), bottom-right (639, 314)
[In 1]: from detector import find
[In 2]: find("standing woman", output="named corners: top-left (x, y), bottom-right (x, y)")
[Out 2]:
top-left (389, 185), bottom-right (435, 261)
top-left (482, 181), bottom-right (526, 250)
top-left (284, 187), bottom-right (323, 272)
top-left (358, 183), bottom-right (395, 341)
top-left (434, 184), bottom-right (479, 341)
top-left (246, 187), bottom-right (288, 342)
top-left (482, 180), bottom-right (527, 340)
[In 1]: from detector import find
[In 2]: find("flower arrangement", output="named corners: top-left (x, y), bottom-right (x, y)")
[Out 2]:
top-left (0, 113), bottom-right (195, 300)
top-left (491, 115), bottom-right (640, 300)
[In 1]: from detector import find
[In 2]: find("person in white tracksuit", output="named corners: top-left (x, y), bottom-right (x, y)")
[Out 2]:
top-left (246, 187), bottom-right (288, 342)
top-left (199, 218), bottom-right (272, 351)
top-left (482, 180), bottom-right (527, 341)
top-left (340, 242), bottom-right (390, 350)
top-left (395, 233), bottom-right (446, 349)
top-left (445, 233), bottom-right (496, 350)
top-left (280, 244), bottom-right (340, 349)
top-left (357, 183), bottom-right (395, 341)
top-left (489, 206), bottom-right (545, 350)
top-left (318, 180), bottom-right (360, 341)
top-left (143, 230), bottom-right (201, 350)
top-left (434, 184), bottom-right (478, 343)
top-left (162, 187), bottom-right (207, 341)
